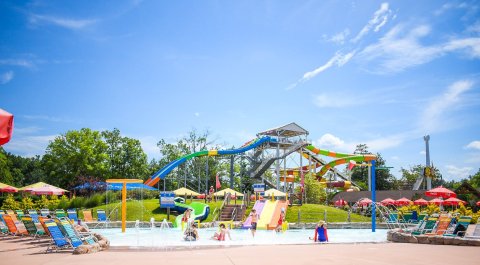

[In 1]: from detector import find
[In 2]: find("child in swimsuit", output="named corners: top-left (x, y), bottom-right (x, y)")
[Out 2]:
top-left (309, 221), bottom-right (328, 242)
top-left (184, 222), bottom-right (199, 241)
top-left (249, 209), bottom-right (259, 237)
top-left (211, 223), bottom-right (231, 241)
top-left (275, 208), bottom-right (285, 232)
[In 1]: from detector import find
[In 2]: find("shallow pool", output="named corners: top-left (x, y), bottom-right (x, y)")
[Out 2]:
top-left (91, 228), bottom-right (388, 248)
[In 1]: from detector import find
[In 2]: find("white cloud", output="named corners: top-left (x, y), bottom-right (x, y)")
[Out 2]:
top-left (22, 115), bottom-right (74, 123)
top-left (313, 93), bottom-right (358, 108)
top-left (466, 153), bottom-right (480, 164)
top-left (29, 14), bottom-right (97, 30)
top-left (419, 150), bottom-right (426, 155)
top-left (390, 156), bottom-right (399, 160)
top-left (0, 59), bottom-right (34, 68)
top-left (316, 133), bottom-right (347, 150)
top-left (358, 24), bottom-right (480, 73)
top-left (420, 80), bottom-right (474, 132)
top-left (465, 140), bottom-right (480, 150)
top-left (137, 136), bottom-right (160, 160)
top-left (194, 112), bottom-right (200, 117)
top-left (326, 29), bottom-right (350, 45)
top-left (0, 71), bottom-right (14, 84)
top-left (5, 134), bottom-right (57, 157)
top-left (351, 2), bottom-right (392, 43)
top-left (444, 165), bottom-right (473, 180)
top-left (364, 134), bottom-right (405, 151)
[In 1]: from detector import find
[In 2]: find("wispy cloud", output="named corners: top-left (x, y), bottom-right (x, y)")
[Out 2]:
top-left (420, 80), bottom-right (474, 132)
top-left (29, 14), bottom-right (97, 30)
top-left (324, 29), bottom-right (350, 45)
top-left (358, 24), bottom-right (480, 73)
top-left (287, 51), bottom-right (355, 90)
top-left (351, 2), bottom-right (392, 43)
top-left (22, 115), bottom-right (74, 123)
top-left (315, 133), bottom-right (355, 152)
top-left (465, 140), bottom-right (480, 150)
top-left (444, 165), bottom-right (473, 181)
top-left (0, 59), bottom-right (35, 68)
top-left (4, 134), bottom-right (57, 157)
top-left (314, 132), bottom-right (408, 153)
top-left (0, 71), bottom-right (14, 84)
top-left (194, 112), bottom-right (200, 117)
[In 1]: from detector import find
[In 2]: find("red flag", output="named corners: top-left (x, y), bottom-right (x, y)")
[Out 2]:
top-left (347, 160), bottom-right (356, 171)
top-left (215, 172), bottom-right (221, 189)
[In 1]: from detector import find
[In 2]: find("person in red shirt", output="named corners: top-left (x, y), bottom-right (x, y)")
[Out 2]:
top-left (208, 186), bottom-right (215, 202)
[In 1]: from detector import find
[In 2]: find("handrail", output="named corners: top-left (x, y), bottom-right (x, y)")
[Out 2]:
top-left (212, 194), bottom-right (230, 223)
top-left (231, 207), bottom-right (237, 221)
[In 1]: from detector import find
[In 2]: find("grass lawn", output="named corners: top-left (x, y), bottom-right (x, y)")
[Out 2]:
top-left (80, 199), bottom-right (368, 223)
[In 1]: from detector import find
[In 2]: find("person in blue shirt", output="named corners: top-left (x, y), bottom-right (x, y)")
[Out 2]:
top-left (309, 221), bottom-right (328, 243)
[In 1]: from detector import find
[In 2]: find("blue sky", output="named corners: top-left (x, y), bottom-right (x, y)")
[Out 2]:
top-left (1, 0), bottom-right (479, 181)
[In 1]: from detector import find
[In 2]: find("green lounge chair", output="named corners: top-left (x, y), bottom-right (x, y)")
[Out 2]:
top-left (401, 212), bottom-right (413, 223)
top-left (412, 216), bottom-right (438, 235)
top-left (444, 216), bottom-right (472, 237)
top-left (15, 210), bottom-right (25, 219)
top-left (55, 209), bottom-right (67, 218)
top-left (21, 215), bottom-right (46, 238)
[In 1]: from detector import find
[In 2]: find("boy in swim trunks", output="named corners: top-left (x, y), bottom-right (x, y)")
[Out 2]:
top-left (249, 209), bottom-right (259, 237)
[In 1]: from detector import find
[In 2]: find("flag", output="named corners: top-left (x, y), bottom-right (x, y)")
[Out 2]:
top-left (215, 172), bottom-right (221, 189)
top-left (347, 160), bottom-right (356, 171)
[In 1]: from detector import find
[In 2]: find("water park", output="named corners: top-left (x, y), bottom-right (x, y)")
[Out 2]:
top-left (1, 117), bottom-right (480, 256)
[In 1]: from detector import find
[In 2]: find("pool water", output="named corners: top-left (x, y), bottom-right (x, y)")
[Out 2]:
top-left (92, 228), bottom-right (388, 248)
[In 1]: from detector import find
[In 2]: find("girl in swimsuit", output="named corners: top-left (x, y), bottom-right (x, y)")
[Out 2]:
top-left (275, 208), bottom-right (285, 232)
top-left (184, 222), bottom-right (199, 241)
top-left (211, 223), bottom-right (231, 241)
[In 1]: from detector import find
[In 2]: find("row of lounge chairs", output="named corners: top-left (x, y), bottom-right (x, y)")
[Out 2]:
top-left (0, 210), bottom-right (99, 253)
top-left (0, 209), bottom-right (108, 222)
top-left (410, 214), bottom-right (480, 238)
top-left (387, 211), bottom-right (427, 224)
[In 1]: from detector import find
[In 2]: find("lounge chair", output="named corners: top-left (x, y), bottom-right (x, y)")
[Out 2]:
top-left (82, 209), bottom-right (93, 222)
top-left (5, 210), bottom-right (19, 222)
top-left (0, 216), bottom-right (8, 234)
top-left (27, 209), bottom-right (40, 222)
top-left (97, 209), bottom-right (107, 222)
top-left (387, 212), bottom-right (398, 223)
top-left (1, 214), bottom-right (28, 236)
top-left (15, 210), bottom-right (25, 219)
top-left (412, 216), bottom-right (438, 235)
top-left (401, 212), bottom-right (413, 223)
top-left (444, 216), bottom-right (472, 237)
top-left (410, 211), bottom-right (419, 223)
top-left (38, 216), bottom-right (50, 236)
top-left (425, 215), bottom-right (453, 236)
top-left (21, 215), bottom-right (46, 238)
top-left (465, 219), bottom-right (480, 239)
top-left (40, 209), bottom-right (50, 217)
top-left (55, 209), bottom-right (67, 218)
top-left (44, 219), bottom-right (74, 253)
top-left (56, 217), bottom-right (96, 245)
top-left (67, 209), bottom-right (78, 221)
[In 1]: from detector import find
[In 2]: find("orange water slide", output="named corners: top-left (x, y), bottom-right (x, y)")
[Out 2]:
top-left (268, 200), bottom-right (288, 230)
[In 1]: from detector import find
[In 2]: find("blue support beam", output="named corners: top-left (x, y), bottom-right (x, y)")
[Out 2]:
top-left (371, 160), bottom-right (376, 232)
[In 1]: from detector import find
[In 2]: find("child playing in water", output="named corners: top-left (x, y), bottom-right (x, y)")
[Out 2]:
top-left (184, 222), bottom-right (199, 241)
top-left (275, 208), bottom-right (285, 232)
top-left (309, 221), bottom-right (328, 242)
top-left (211, 223), bottom-right (231, 241)
top-left (249, 209), bottom-right (259, 237)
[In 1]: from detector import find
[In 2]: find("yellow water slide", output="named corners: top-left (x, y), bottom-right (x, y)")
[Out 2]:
top-left (256, 200), bottom-right (278, 230)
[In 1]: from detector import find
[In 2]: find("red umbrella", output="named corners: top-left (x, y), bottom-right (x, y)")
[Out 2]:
top-left (395, 197), bottom-right (413, 206)
top-left (334, 199), bottom-right (347, 207)
top-left (380, 198), bottom-right (395, 206)
top-left (26, 186), bottom-right (65, 195)
top-left (0, 109), bottom-right (14, 146)
top-left (425, 186), bottom-right (456, 198)
top-left (429, 198), bottom-right (444, 205)
top-left (443, 197), bottom-right (466, 206)
top-left (477, 201), bottom-right (480, 206)
top-left (413, 198), bottom-right (429, 206)
top-left (358, 198), bottom-right (372, 206)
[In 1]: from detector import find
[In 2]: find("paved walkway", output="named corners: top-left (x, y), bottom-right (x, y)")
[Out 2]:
top-left (1, 236), bottom-right (479, 265)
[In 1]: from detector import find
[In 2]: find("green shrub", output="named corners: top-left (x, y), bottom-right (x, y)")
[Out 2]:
top-left (20, 196), bottom-right (35, 210)
top-left (69, 197), bottom-right (86, 209)
top-left (1, 194), bottom-right (19, 210)
top-left (57, 195), bottom-right (70, 209)
top-left (48, 195), bottom-right (60, 209)
top-left (85, 193), bottom-right (105, 208)
top-left (35, 195), bottom-right (50, 209)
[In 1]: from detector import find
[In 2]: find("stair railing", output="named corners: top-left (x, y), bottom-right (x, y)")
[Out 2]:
top-left (212, 193), bottom-right (230, 224)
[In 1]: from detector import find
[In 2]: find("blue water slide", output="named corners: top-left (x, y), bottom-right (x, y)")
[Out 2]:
top-left (148, 137), bottom-right (276, 183)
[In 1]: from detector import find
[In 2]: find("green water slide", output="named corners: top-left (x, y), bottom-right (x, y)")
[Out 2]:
top-left (174, 201), bottom-right (210, 228)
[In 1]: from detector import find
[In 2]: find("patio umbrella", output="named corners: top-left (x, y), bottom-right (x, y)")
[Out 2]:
top-left (214, 188), bottom-right (244, 197)
top-left (425, 186), bottom-right (456, 198)
top-left (0, 182), bottom-right (18, 193)
top-left (395, 197), bottom-right (413, 206)
top-left (413, 198), bottom-right (429, 206)
top-left (0, 108), bottom-right (14, 146)
top-left (443, 197), bottom-right (466, 206)
top-left (334, 199), bottom-right (347, 207)
top-left (358, 198), bottom-right (372, 206)
top-left (19, 182), bottom-right (68, 192)
top-left (429, 198), bottom-right (444, 205)
top-left (173, 187), bottom-right (200, 196)
top-left (380, 198), bottom-right (395, 206)
top-left (27, 185), bottom-right (66, 195)
top-left (263, 188), bottom-right (286, 197)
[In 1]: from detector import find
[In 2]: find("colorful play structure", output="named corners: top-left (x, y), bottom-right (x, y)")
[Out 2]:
top-left (145, 122), bottom-right (378, 231)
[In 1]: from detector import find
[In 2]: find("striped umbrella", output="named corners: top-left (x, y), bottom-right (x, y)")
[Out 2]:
top-left (0, 182), bottom-right (18, 193)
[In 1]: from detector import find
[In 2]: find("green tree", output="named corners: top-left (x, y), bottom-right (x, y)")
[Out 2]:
top-left (302, 173), bottom-right (327, 204)
top-left (35, 195), bottom-right (50, 209)
top-left (102, 128), bottom-right (148, 180)
top-left (469, 168), bottom-right (480, 188)
top-left (20, 196), bottom-right (35, 210)
top-left (399, 164), bottom-right (444, 189)
top-left (0, 148), bottom-right (13, 185)
top-left (42, 128), bottom-right (108, 189)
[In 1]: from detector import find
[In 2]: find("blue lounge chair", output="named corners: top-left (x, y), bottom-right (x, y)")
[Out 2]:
top-left (40, 209), bottom-right (50, 217)
top-left (58, 217), bottom-right (96, 245)
top-left (27, 209), bottom-right (40, 222)
top-left (97, 209), bottom-right (107, 222)
top-left (44, 219), bottom-right (73, 253)
top-left (67, 209), bottom-right (78, 221)
top-left (55, 209), bottom-right (67, 218)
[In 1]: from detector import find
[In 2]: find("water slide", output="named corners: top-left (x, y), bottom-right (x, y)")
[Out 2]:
top-left (174, 201), bottom-right (210, 228)
top-left (145, 136), bottom-right (276, 187)
top-left (242, 200), bottom-right (265, 229)
top-left (268, 200), bottom-right (288, 230)
top-left (256, 200), bottom-right (278, 230)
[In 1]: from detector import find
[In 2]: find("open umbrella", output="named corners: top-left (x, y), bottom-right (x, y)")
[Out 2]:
top-left (19, 182), bottom-right (68, 193)
top-left (429, 198), bottom-right (444, 205)
top-left (380, 198), bottom-right (395, 206)
top-left (214, 188), bottom-right (244, 197)
top-left (263, 188), bottom-right (286, 197)
top-left (0, 108), bottom-right (14, 146)
top-left (425, 186), bottom-right (456, 198)
top-left (477, 201), bottom-right (480, 206)
top-left (413, 198), bottom-right (428, 206)
top-left (395, 197), bottom-right (413, 206)
top-left (358, 198), bottom-right (372, 206)
top-left (443, 197), bottom-right (466, 206)
top-left (0, 182), bottom-right (18, 193)
top-left (173, 187), bottom-right (200, 196)
top-left (27, 185), bottom-right (66, 195)
top-left (334, 199), bottom-right (347, 207)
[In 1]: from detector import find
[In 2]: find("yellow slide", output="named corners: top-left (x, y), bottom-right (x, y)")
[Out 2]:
top-left (256, 200), bottom-right (278, 230)
top-left (268, 200), bottom-right (288, 230)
